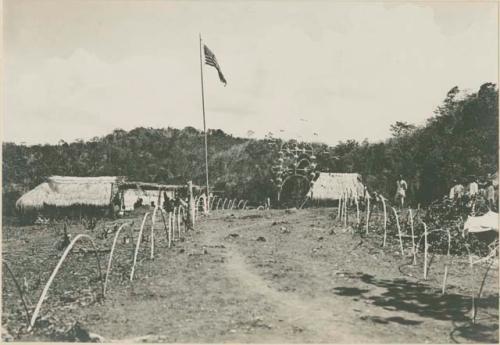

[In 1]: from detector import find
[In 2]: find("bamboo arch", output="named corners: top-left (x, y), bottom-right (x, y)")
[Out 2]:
top-left (391, 207), bottom-right (405, 256)
top-left (197, 195), bottom-right (207, 213)
top-left (28, 234), bottom-right (104, 331)
top-left (104, 221), bottom-right (134, 295)
top-left (210, 196), bottom-right (218, 210)
top-left (130, 212), bottom-right (151, 282)
top-left (150, 207), bottom-right (160, 259)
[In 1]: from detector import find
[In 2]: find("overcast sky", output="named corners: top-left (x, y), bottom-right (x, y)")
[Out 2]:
top-left (3, 0), bottom-right (498, 146)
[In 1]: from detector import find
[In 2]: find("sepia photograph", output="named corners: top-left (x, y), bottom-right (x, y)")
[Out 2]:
top-left (1, 0), bottom-right (499, 343)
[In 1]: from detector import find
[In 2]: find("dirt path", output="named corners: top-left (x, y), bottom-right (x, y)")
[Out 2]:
top-left (72, 209), bottom-right (497, 343)
top-left (195, 210), bottom-right (498, 343)
top-left (195, 219), bottom-right (369, 343)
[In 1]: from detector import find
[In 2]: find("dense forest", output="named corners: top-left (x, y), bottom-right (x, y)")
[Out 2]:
top-left (2, 83), bottom-right (498, 215)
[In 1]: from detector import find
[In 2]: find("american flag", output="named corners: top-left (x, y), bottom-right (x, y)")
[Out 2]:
top-left (204, 45), bottom-right (227, 86)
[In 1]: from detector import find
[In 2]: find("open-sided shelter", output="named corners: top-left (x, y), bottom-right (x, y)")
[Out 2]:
top-left (308, 172), bottom-right (365, 204)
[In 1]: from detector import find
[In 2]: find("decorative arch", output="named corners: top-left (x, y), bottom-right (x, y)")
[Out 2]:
top-left (29, 234), bottom-right (104, 330)
top-left (104, 221), bottom-right (134, 294)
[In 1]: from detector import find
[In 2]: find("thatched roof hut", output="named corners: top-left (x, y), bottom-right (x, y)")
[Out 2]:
top-left (16, 176), bottom-right (123, 211)
top-left (308, 173), bottom-right (364, 201)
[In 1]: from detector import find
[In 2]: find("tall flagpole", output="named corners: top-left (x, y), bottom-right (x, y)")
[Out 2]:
top-left (199, 33), bottom-right (210, 213)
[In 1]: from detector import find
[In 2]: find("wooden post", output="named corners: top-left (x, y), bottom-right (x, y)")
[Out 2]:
top-left (338, 193), bottom-right (342, 221)
top-left (150, 207), bottom-right (158, 260)
top-left (172, 207), bottom-right (177, 241)
top-left (355, 195), bottom-right (360, 226)
top-left (168, 212), bottom-right (173, 248)
top-left (199, 34), bottom-right (210, 215)
top-left (177, 207), bottom-right (181, 238)
top-left (409, 209), bottom-right (416, 265)
top-left (187, 181), bottom-right (195, 229)
top-left (343, 192), bottom-right (347, 228)
top-left (423, 221), bottom-right (428, 280)
top-left (381, 196), bottom-right (388, 247)
top-left (365, 195), bottom-right (370, 235)
top-left (468, 250), bottom-right (475, 322)
top-left (391, 207), bottom-right (404, 256)
top-left (442, 229), bottom-right (451, 294)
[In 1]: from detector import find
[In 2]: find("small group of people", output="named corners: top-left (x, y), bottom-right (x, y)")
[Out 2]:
top-left (131, 193), bottom-right (183, 212)
top-left (162, 192), bottom-right (187, 213)
top-left (449, 175), bottom-right (497, 210)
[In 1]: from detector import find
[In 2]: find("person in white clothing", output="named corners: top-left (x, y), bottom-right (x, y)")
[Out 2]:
top-left (468, 176), bottom-right (479, 197)
top-left (449, 179), bottom-right (464, 201)
top-left (394, 175), bottom-right (408, 208)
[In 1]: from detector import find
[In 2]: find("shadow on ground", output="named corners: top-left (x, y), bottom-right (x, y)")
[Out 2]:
top-left (333, 272), bottom-right (499, 343)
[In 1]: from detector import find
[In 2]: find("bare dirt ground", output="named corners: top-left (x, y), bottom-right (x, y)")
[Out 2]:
top-left (2, 208), bottom-right (499, 343)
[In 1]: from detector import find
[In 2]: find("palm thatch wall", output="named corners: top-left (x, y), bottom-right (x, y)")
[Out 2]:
top-left (309, 173), bottom-right (365, 201)
top-left (16, 176), bottom-right (123, 211)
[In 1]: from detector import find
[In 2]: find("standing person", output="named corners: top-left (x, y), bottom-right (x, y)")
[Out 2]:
top-left (485, 180), bottom-right (496, 211)
top-left (467, 176), bottom-right (479, 214)
top-left (449, 179), bottom-right (465, 202)
top-left (468, 176), bottom-right (479, 197)
top-left (395, 175), bottom-right (408, 208)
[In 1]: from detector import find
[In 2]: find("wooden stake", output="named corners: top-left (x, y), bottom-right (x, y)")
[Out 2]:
top-left (105, 222), bottom-right (133, 294)
top-left (391, 207), bottom-right (404, 256)
top-left (342, 192), bottom-right (347, 229)
top-left (131, 213), bottom-right (150, 281)
top-left (381, 196), bottom-right (387, 247)
top-left (355, 196), bottom-right (360, 226)
top-left (150, 207), bottom-right (158, 260)
top-left (441, 228), bottom-right (451, 294)
top-left (30, 234), bottom-right (104, 331)
top-left (422, 221), bottom-right (428, 280)
top-left (338, 193), bottom-right (343, 222)
top-left (409, 209), bottom-right (416, 265)
top-left (365, 196), bottom-right (370, 235)
top-left (168, 212), bottom-right (173, 248)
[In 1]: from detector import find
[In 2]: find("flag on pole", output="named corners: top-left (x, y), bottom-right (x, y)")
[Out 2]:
top-left (204, 45), bottom-right (227, 86)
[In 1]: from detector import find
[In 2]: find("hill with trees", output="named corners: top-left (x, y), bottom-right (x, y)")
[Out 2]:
top-left (2, 83), bottom-right (497, 215)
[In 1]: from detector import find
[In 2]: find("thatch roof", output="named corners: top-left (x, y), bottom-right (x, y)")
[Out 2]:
top-left (16, 176), bottom-right (123, 210)
top-left (309, 173), bottom-right (364, 200)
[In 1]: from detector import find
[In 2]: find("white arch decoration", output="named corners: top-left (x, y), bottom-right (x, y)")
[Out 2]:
top-left (231, 199), bottom-right (238, 209)
top-left (130, 212), bottom-right (151, 281)
top-left (104, 221), bottom-right (134, 294)
top-left (29, 234), bottom-right (104, 330)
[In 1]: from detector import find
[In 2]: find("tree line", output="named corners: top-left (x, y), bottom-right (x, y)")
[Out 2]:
top-left (2, 83), bottom-right (497, 215)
